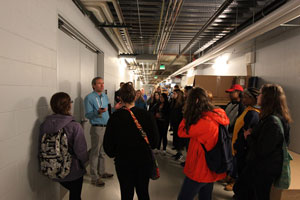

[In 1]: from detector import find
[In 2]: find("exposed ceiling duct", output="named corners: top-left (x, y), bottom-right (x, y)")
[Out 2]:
top-left (81, 0), bottom-right (133, 54)
top-left (77, 0), bottom-right (289, 84)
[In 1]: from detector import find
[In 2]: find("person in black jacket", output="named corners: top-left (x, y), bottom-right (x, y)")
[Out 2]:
top-left (170, 89), bottom-right (185, 159)
top-left (234, 84), bottom-right (292, 200)
top-left (154, 93), bottom-right (170, 154)
top-left (148, 91), bottom-right (160, 114)
top-left (103, 83), bottom-right (159, 200)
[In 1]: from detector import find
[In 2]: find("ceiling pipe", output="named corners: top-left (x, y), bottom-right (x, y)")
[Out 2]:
top-left (83, 1), bottom-right (129, 52)
top-left (168, 0), bottom-right (234, 67)
top-left (110, 0), bottom-right (134, 53)
top-left (153, 0), bottom-right (165, 54)
top-left (82, 0), bottom-right (131, 53)
top-left (158, 0), bottom-right (184, 66)
top-left (155, 0), bottom-right (183, 79)
top-left (155, 0), bottom-right (173, 54)
top-left (157, 0), bottom-right (179, 57)
top-left (167, 0), bottom-right (300, 79)
top-left (86, 6), bottom-right (125, 52)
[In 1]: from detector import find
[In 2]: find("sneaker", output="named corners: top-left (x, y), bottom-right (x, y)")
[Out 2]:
top-left (91, 178), bottom-right (105, 187)
top-left (180, 161), bottom-right (185, 167)
top-left (177, 155), bottom-right (184, 161)
top-left (101, 173), bottom-right (114, 178)
top-left (161, 150), bottom-right (167, 156)
top-left (175, 153), bottom-right (183, 160)
top-left (224, 182), bottom-right (235, 191)
top-left (172, 152), bottom-right (180, 158)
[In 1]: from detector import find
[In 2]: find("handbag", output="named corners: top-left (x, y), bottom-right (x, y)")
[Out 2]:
top-left (272, 115), bottom-right (293, 189)
top-left (124, 107), bottom-right (160, 180)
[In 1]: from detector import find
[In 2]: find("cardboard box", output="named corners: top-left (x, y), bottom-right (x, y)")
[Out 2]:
top-left (192, 75), bottom-right (248, 105)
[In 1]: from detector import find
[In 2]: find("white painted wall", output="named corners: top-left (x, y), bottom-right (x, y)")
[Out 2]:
top-left (254, 26), bottom-right (300, 153)
top-left (0, 0), bottom-right (131, 199)
top-left (196, 56), bottom-right (248, 76)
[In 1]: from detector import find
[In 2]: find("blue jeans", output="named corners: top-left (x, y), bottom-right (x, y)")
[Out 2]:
top-left (178, 176), bottom-right (214, 200)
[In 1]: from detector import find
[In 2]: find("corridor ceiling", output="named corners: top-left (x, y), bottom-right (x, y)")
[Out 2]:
top-left (78, 0), bottom-right (287, 85)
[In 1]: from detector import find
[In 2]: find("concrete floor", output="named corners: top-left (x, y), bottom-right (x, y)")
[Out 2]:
top-left (63, 133), bottom-right (234, 200)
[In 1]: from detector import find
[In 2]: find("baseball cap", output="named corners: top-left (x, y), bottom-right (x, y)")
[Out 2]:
top-left (226, 84), bottom-right (244, 93)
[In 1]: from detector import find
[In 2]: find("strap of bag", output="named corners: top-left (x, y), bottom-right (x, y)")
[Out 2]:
top-left (123, 107), bottom-right (151, 146)
top-left (271, 115), bottom-right (287, 148)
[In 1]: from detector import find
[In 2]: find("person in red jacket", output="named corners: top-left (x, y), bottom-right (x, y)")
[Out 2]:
top-left (177, 87), bottom-right (230, 200)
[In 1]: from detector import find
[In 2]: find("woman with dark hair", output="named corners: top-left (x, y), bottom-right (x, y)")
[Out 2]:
top-left (177, 87), bottom-right (229, 200)
top-left (135, 89), bottom-right (147, 110)
top-left (103, 83), bottom-right (159, 200)
top-left (154, 93), bottom-right (170, 155)
top-left (234, 84), bottom-right (292, 200)
top-left (39, 92), bottom-right (88, 200)
top-left (170, 89), bottom-right (185, 159)
top-left (148, 91), bottom-right (160, 113)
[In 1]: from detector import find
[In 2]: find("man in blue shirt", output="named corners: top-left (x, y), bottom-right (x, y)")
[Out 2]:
top-left (84, 77), bottom-right (113, 187)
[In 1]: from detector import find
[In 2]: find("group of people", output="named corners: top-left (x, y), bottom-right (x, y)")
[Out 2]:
top-left (39, 76), bottom-right (292, 200)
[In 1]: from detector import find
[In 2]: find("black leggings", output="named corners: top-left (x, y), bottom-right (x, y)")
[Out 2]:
top-left (116, 164), bottom-right (151, 200)
top-left (156, 120), bottom-right (169, 150)
top-left (60, 176), bottom-right (83, 200)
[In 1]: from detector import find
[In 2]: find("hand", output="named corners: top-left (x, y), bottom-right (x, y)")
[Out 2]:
top-left (114, 102), bottom-right (124, 110)
top-left (98, 107), bottom-right (107, 114)
top-left (244, 129), bottom-right (252, 139)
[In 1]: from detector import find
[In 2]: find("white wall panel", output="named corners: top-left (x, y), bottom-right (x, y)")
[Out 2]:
top-left (42, 68), bottom-right (57, 88)
top-left (0, 112), bottom-right (16, 141)
top-left (0, 0), bottom-right (57, 50)
top-left (198, 56), bottom-right (247, 76)
top-left (0, 86), bottom-right (34, 112)
top-left (0, 57), bottom-right (43, 86)
top-left (15, 108), bottom-right (36, 135)
top-left (0, 28), bottom-right (56, 69)
top-left (0, 163), bottom-right (18, 199)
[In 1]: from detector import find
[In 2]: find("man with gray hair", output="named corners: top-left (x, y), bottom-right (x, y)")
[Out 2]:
top-left (84, 77), bottom-right (113, 187)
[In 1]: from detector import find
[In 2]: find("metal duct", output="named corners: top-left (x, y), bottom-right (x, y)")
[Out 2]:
top-left (85, 6), bottom-right (126, 52)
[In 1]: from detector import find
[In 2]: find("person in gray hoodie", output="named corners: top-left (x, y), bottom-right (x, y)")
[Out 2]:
top-left (39, 92), bottom-right (88, 200)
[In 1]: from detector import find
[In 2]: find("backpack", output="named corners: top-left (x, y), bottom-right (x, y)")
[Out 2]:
top-left (39, 128), bottom-right (72, 179)
top-left (201, 125), bottom-right (233, 174)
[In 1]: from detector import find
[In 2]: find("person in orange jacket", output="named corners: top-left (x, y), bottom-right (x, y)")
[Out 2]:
top-left (177, 87), bottom-right (230, 200)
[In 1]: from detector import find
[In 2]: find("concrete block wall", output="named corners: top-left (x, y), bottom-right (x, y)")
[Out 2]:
top-left (0, 0), bottom-right (131, 199)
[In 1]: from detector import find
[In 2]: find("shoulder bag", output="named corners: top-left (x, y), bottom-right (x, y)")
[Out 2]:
top-left (272, 115), bottom-right (293, 189)
top-left (124, 107), bottom-right (160, 180)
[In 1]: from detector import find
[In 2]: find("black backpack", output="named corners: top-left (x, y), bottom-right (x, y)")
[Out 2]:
top-left (201, 125), bottom-right (233, 174)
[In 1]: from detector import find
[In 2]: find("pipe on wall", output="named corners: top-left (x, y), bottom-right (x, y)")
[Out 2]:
top-left (82, 0), bottom-right (132, 53)
top-left (86, 6), bottom-right (125, 52)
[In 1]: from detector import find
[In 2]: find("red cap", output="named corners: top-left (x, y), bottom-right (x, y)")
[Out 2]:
top-left (226, 84), bottom-right (244, 93)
